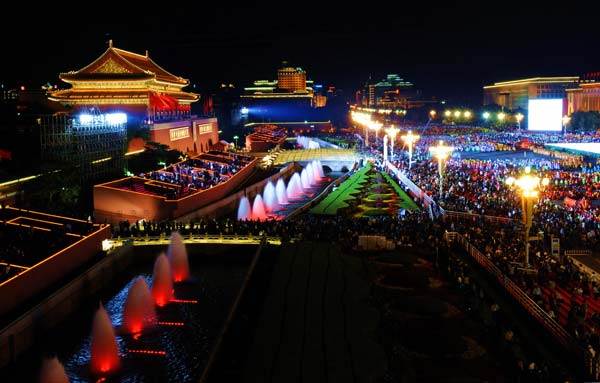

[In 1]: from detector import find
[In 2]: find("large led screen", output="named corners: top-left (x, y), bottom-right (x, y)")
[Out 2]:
top-left (528, 99), bottom-right (563, 131)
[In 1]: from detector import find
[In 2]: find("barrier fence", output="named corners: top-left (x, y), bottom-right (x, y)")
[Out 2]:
top-left (446, 231), bottom-right (580, 355)
top-left (108, 234), bottom-right (283, 249)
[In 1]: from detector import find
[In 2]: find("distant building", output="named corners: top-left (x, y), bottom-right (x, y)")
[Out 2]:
top-left (357, 74), bottom-right (421, 109)
top-left (241, 62), bottom-right (323, 123)
top-left (566, 72), bottom-right (600, 114)
top-left (277, 66), bottom-right (307, 92)
top-left (47, 41), bottom-right (218, 156)
top-left (483, 77), bottom-right (579, 111)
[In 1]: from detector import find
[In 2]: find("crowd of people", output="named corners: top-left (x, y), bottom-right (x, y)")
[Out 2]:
top-left (136, 153), bottom-right (252, 198)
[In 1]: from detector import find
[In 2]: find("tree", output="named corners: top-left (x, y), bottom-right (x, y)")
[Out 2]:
top-left (570, 111), bottom-right (600, 132)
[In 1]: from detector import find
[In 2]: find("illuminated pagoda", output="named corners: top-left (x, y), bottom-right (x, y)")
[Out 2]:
top-left (49, 40), bottom-right (198, 124)
top-left (49, 41), bottom-right (219, 155)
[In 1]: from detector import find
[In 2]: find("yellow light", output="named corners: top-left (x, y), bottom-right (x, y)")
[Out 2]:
top-left (444, 110), bottom-right (451, 117)
top-left (429, 110), bottom-right (436, 118)
top-left (385, 126), bottom-right (400, 140)
top-left (401, 130), bottom-right (420, 145)
top-left (515, 113), bottom-right (524, 123)
top-left (454, 111), bottom-right (461, 118)
top-left (429, 140), bottom-right (454, 160)
top-left (498, 112), bottom-right (505, 121)
top-left (464, 111), bottom-right (471, 118)
top-left (562, 115), bottom-right (571, 124)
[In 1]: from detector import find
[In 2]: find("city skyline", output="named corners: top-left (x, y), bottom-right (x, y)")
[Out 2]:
top-left (3, 1), bottom-right (599, 105)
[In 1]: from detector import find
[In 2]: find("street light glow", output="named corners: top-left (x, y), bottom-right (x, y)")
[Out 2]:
top-left (401, 130), bottom-right (420, 168)
top-left (429, 140), bottom-right (454, 197)
top-left (385, 126), bottom-right (400, 161)
top-left (505, 166), bottom-right (549, 267)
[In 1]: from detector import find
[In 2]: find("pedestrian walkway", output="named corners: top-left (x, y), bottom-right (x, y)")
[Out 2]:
top-left (242, 241), bottom-right (385, 383)
top-left (273, 148), bottom-right (358, 165)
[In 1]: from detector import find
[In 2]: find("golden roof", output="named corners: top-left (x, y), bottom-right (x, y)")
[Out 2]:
top-left (59, 41), bottom-right (189, 86)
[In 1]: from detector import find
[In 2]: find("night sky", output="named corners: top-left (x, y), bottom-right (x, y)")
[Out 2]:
top-left (2, 1), bottom-right (599, 105)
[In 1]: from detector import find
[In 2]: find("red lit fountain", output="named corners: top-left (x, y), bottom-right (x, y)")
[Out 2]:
top-left (151, 253), bottom-right (173, 307)
top-left (39, 356), bottom-right (70, 383)
top-left (89, 303), bottom-right (120, 375)
top-left (167, 231), bottom-right (190, 282)
top-left (122, 277), bottom-right (157, 334)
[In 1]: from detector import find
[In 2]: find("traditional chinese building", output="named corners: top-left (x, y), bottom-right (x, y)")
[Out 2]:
top-left (49, 39), bottom-right (198, 122)
top-left (48, 41), bottom-right (218, 155)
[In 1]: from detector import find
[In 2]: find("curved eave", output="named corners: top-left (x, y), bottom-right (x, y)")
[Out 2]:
top-left (164, 92), bottom-right (200, 102)
top-left (49, 89), bottom-right (199, 103)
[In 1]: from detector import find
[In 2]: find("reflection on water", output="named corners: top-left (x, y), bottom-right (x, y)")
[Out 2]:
top-left (13, 265), bottom-right (246, 383)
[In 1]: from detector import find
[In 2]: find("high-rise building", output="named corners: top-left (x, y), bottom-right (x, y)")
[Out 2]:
top-left (358, 74), bottom-right (420, 109)
top-left (241, 62), bottom-right (319, 123)
top-left (483, 77), bottom-right (579, 111)
top-left (277, 65), bottom-right (307, 92)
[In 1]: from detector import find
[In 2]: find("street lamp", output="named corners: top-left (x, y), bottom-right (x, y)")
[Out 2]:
top-left (515, 113), bottom-right (524, 130)
top-left (429, 140), bottom-right (454, 198)
top-left (505, 167), bottom-right (549, 267)
top-left (233, 135), bottom-right (239, 150)
top-left (385, 126), bottom-right (400, 161)
top-left (401, 130), bottom-right (420, 169)
top-left (562, 115), bottom-right (571, 137)
top-left (370, 121), bottom-right (382, 146)
top-left (429, 110), bottom-right (436, 120)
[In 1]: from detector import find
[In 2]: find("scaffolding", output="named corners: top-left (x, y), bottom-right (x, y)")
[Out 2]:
top-left (40, 110), bottom-right (127, 181)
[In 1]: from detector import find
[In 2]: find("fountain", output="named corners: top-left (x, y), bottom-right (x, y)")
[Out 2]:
top-left (152, 253), bottom-right (173, 307)
top-left (305, 162), bottom-right (314, 184)
top-left (39, 356), bottom-right (70, 383)
top-left (263, 181), bottom-right (278, 212)
top-left (167, 231), bottom-right (190, 282)
top-left (122, 277), bottom-right (156, 334)
top-left (275, 178), bottom-right (288, 205)
top-left (89, 303), bottom-right (120, 375)
top-left (286, 172), bottom-right (303, 199)
top-left (251, 194), bottom-right (267, 221)
top-left (312, 159), bottom-right (323, 181)
top-left (300, 168), bottom-right (310, 189)
top-left (237, 195), bottom-right (252, 221)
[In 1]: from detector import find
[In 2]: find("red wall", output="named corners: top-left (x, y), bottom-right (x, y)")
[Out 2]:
top-left (150, 117), bottom-right (219, 154)
top-left (0, 225), bottom-right (111, 318)
top-left (93, 158), bottom-right (258, 224)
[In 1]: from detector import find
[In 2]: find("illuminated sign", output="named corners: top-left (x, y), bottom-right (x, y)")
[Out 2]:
top-left (78, 112), bottom-right (127, 125)
top-left (169, 127), bottom-right (190, 141)
top-left (198, 124), bottom-right (212, 134)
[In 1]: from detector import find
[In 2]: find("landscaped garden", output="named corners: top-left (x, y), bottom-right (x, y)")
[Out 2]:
top-left (309, 162), bottom-right (419, 217)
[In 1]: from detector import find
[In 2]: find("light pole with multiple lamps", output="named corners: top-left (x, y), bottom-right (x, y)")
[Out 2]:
top-left (505, 167), bottom-right (549, 267)
top-left (233, 135), bottom-right (239, 151)
top-left (385, 126), bottom-right (400, 161)
top-left (429, 140), bottom-right (454, 198)
top-left (401, 130), bottom-right (420, 169)
top-left (371, 122), bottom-right (382, 147)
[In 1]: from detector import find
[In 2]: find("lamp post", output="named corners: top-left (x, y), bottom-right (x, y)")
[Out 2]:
top-left (515, 113), bottom-right (524, 131)
top-left (233, 135), bottom-right (239, 151)
top-left (370, 121), bottom-right (382, 146)
top-left (385, 126), bottom-right (400, 161)
top-left (401, 130), bottom-right (420, 169)
top-left (562, 115), bottom-right (571, 137)
top-left (506, 167), bottom-right (549, 267)
top-left (429, 140), bottom-right (454, 198)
